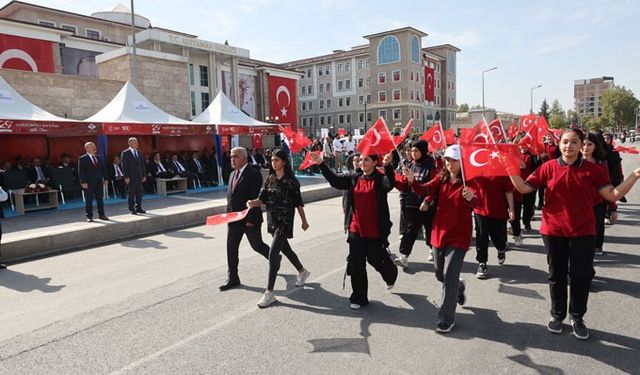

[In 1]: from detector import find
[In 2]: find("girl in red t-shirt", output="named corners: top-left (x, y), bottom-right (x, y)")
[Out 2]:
top-left (509, 128), bottom-right (640, 340)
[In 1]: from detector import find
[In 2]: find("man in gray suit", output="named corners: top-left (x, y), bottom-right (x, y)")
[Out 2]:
top-left (120, 137), bottom-right (147, 215)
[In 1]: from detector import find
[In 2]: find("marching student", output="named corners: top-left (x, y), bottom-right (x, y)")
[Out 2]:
top-left (509, 128), bottom-right (640, 340)
top-left (247, 149), bottom-right (310, 308)
top-left (311, 150), bottom-right (398, 310)
top-left (410, 145), bottom-right (481, 333)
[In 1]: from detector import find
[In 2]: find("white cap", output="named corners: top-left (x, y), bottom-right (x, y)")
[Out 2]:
top-left (443, 144), bottom-right (460, 160)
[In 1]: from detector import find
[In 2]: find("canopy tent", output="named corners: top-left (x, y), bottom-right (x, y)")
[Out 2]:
top-left (192, 91), bottom-right (278, 135)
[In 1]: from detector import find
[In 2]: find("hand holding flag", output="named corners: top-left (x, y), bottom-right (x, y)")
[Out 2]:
top-left (393, 119), bottom-right (414, 146)
top-left (299, 151), bottom-right (324, 170)
top-left (357, 117), bottom-right (396, 156)
top-left (206, 208), bottom-right (250, 226)
top-left (460, 143), bottom-right (521, 180)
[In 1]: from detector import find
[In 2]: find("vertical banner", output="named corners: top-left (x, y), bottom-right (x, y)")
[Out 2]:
top-left (268, 75), bottom-right (298, 131)
top-left (0, 34), bottom-right (54, 73)
top-left (424, 66), bottom-right (435, 102)
top-left (252, 133), bottom-right (263, 149)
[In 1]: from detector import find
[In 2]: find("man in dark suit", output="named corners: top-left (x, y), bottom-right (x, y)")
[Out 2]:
top-left (78, 142), bottom-right (109, 222)
top-left (168, 153), bottom-right (197, 188)
top-left (0, 186), bottom-right (7, 269)
top-left (107, 156), bottom-right (127, 199)
top-left (27, 157), bottom-right (52, 185)
top-left (220, 147), bottom-right (271, 291)
top-left (120, 137), bottom-right (147, 215)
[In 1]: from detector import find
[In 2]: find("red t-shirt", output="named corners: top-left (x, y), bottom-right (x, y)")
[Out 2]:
top-left (470, 176), bottom-right (513, 219)
top-left (349, 176), bottom-right (380, 237)
top-left (526, 157), bottom-right (611, 237)
top-left (426, 178), bottom-right (480, 251)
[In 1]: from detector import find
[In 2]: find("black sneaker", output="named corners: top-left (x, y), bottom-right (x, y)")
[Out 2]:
top-left (476, 263), bottom-right (488, 279)
top-left (571, 318), bottom-right (589, 340)
top-left (436, 321), bottom-right (455, 333)
top-left (0, 263), bottom-right (7, 270)
top-left (498, 250), bottom-right (506, 265)
top-left (547, 318), bottom-right (563, 334)
top-left (457, 278), bottom-right (467, 306)
top-left (524, 225), bottom-right (532, 233)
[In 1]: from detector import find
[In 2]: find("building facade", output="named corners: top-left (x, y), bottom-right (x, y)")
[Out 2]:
top-left (283, 27), bottom-right (459, 136)
top-left (574, 76), bottom-right (614, 118)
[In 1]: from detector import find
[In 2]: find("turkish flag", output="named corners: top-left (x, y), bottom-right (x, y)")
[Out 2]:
top-left (507, 121), bottom-right (519, 140)
top-left (357, 117), bottom-right (396, 156)
top-left (444, 128), bottom-right (456, 145)
top-left (549, 128), bottom-right (563, 141)
top-left (252, 133), bottom-right (263, 149)
top-left (0, 34), bottom-right (54, 73)
top-left (279, 125), bottom-right (311, 153)
top-left (299, 150), bottom-right (323, 170)
top-left (520, 114), bottom-right (537, 132)
top-left (424, 66), bottom-right (435, 102)
top-left (536, 116), bottom-right (550, 137)
top-left (460, 143), bottom-right (521, 181)
top-left (459, 120), bottom-right (493, 144)
top-left (488, 118), bottom-right (507, 143)
top-left (518, 125), bottom-right (544, 155)
top-left (393, 119), bottom-right (414, 146)
top-left (206, 208), bottom-right (249, 225)
top-left (420, 122), bottom-right (447, 151)
top-left (269, 75), bottom-right (298, 131)
top-left (615, 145), bottom-right (639, 154)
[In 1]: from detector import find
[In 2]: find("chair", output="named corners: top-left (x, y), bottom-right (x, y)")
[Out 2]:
top-left (51, 167), bottom-right (82, 205)
top-left (3, 170), bottom-right (28, 210)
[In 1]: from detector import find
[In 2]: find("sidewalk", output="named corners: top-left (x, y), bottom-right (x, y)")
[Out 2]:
top-left (1, 175), bottom-right (336, 263)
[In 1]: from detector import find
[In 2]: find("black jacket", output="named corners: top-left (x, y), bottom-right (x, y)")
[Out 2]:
top-left (120, 148), bottom-right (147, 181)
top-left (78, 154), bottom-right (106, 187)
top-left (227, 165), bottom-right (264, 226)
top-left (319, 162), bottom-right (395, 244)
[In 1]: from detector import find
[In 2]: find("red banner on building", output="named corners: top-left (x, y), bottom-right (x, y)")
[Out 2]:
top-left (101, 123), bottom-right (216, 136)
top-left (424, 66), bottom-right (435, 102)
top-left (0, 34), bottom-right (54, 73)
top-left (268, 75), bottom-right (298, 131)
top-left (0, 119), bottom-right (97, 137)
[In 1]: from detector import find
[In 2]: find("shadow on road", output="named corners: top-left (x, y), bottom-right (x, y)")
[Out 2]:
top-left (0, 269), bottom-right (66, 293)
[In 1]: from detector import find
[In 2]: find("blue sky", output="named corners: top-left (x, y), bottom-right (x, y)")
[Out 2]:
top-left (10, 0), bottom-right (640, 115)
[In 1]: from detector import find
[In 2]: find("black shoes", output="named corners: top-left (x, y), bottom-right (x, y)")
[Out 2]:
top-left (0, 263), bottom-right (7, 270)
top-left (547, 318), bottom-right (563, 334)
top-left (219, 278), bottom-right (241, 291)
top-left (571, 318), bottom-right (589, 340)
top-left (136, 209), bottom-right (146, 214)
top-left (436, 321), bottom-right (455, 333)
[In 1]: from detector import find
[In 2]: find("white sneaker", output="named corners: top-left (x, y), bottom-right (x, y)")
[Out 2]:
top-left (515, 234), bottom-right (523, 247)
top-left (257, 292), bottom-right (277, 308)
top-left (394, 254), bottom-right (409, 268)
top-left (350, 303), bottom-right (362, 310)
top-left (604, 218), bottom-right (612, 225)
top-left (386, 283), bottom-right (395, 290)
top-left (428, 250), bottom-right (434, 262)
top-left (295, 269), bottom-right (310, 287)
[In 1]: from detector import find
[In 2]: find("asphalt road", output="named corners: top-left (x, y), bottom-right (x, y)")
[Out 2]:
top-left (0, 146), bottom-right (638, 374)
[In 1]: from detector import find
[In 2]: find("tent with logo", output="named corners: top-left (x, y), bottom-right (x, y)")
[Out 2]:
top-left (0, 75), bottom-right (94, 162)
top-left (85, 81), bottom-right (215, 161)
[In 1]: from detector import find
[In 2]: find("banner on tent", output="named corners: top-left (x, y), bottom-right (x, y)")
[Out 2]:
top-left (216, 124), bottom-right (279, 135)
top-left (101, 123), bottom-right (215, 136)
top-left (0, 119), bottom-right (97, 136)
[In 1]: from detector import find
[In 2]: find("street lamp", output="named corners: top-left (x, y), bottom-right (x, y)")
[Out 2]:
top-left (530, 84), bottom-right (542, 114)
top-left (481, 66), bottom-right (497, 116)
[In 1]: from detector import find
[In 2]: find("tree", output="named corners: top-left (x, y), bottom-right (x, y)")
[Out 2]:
top-left (601, 86), bottom-right (639, 131)
top-left (458, 103), bottom-right (469, 112)
top-left (582, 115), bottom-right (602, 131)
top-left (550, 113), bottom-right (565, 128)
top-left (538, 99), bottom-right (550, 121)
top-left (566, 110), bottom-right (579, 127)
top-left (550, 99), bottom-right (563, 117)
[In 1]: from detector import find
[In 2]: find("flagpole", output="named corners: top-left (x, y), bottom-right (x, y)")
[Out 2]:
top-left (459, 147), bottom-right (467, 188)
top-left (482, 115), bottom-right (497, 144)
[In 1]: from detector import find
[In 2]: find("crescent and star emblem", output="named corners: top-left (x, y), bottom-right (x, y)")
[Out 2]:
top-left (433, 130), bottom-right (443, 144)
top-left (370, 129), bottom-right (382, 146)
top-left (470, 149), bottom-right (501, 167)
top-left (0, 49), bottom-right (38, 72)
top-left (473, 133), bottom-right (490, 143)
top-left (275, 85), bottom-right (291, 117)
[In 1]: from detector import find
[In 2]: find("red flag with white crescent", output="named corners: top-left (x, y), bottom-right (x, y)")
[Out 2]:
top-left (507, 120), bottom-right (519, 140)
top-left (269, 76), bottom-right (298, 131)
top-left (299, 151), bottom-right (323, 170)
top-left (279, 125), bottom-right (311, 153)
top-left (444, 128), bottom-right (456, 145)
top-left (206, 208), bottom-right (250, 225)
top-left (424, 66), bottom-right (435, 102)
top-left (459, 120), bottom-right (493, 144)
top-left (460, 143), bottom-right (521, 180)
top-left (393, 119), bottom-right (414, 146)
top-left (488, 118), bottom-right (507, 143)
top-left (420, 122), bottom-right (447, 151)
top-left (520, 114), bottom-right (537, 132)
top-left (615, 145), bottom-right (639, 154)
top-left (357, 117), bottom-right (396, 156)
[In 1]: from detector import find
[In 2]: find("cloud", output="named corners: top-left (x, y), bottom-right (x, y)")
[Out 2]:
top-left (531, 34), bottom-right (591, 56)
top-left (198, 10), bottom-right (237, 39)
top-left (425, 29), bottom-right (481, 48)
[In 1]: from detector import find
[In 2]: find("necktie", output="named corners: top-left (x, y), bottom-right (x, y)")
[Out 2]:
top-left (159, 163), bottom-right (166, 172)
top-left (36, 167), bottom-right (44, 181)
top-left (133, 149), bottom-right (138, 159)
top-left (115, 164), bottom-right (122, 177)
top-left (195, 160), bottom-right (202, 171)
top-left (232, 170), bottom-right (241, 192)
top-left (91, 155), bottom-right (98, 170)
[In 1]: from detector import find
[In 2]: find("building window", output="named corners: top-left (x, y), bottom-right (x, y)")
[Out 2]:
top-left (308, 85), bottom-right (312, 94)
top-left (411, 91), bottom-right (414, 100)
top-left (302, 102), bottom-right (307, 111)
top-left (358, 95), bottom-right (364, 105)
top-left (320, 116), bottom-right (325, 125)
top-left (357, 59), bottom-right (363, 70)
top-left (339, 115), bottom-right (344, 124)
top-left (337, 63), bottom-right (343, 73)
top-left (365, 59), bottom-right (370, 69)
top-left (416, 90), bottom-right (421, 101)
top-left (188, 64), bottom-right (194, 86)
top-left (367, 112), bottom-right (372, 122)
top-left (309, 102), bottom-right (313, 110)
top-left (378, 91), bottom-right (387, 103)
top-left (411, 109), bottom-right (415, 118)
top-left (346, 97), bottom-right (351, 106)
top-left (393, 89), bottom-right (401, 101)
top-left (358, 78), bottom-right (363, 88)
top-left (327, 115), bottom-right (332, 124)
top-left (320, 100), bottom-right (324, 109)
top-left (319, 83), bottom-right (324, 93)
top-left (326, 82), bottom-right (331, 92)
top-left (451, 81), bottom-right (455, 90)
top-left (307, 69), bottom-right (312, 77)
top-left (199, 65), bottom-right (209, 87)
top-left (378, 72), bottom-right (386, 84)
top-left (309, 117), bottom-right (314, 126)
top-left (359, 113), bottom-right (364, 122)
top-left (417, 110), bottom-right (421, 119)
top-left (86, 28), bottom-right (101, 39)
top-left (190, 91), bottom-right (196, 116)
top-left (319, 69), bottom-right (323, 76)
top-left (303, 118), bottom-right (307, 127)
top-left (366, 94), bottom-right (371, 104)
top-left (392, 70), bottom-right (400, 81)
top-left (345, 79), bottom-right (351, 90)
top-left (326, 65), bottom-right (330, 75)
top-left (410, 71), bottom-right (414, 81)
top-left (38, 20), bottom-right (56, 27)
top-left (339, 98), bottom-right (344, 107)
top-left (201, 92), bottom-right (210, 110)
top-left (411, 35), bottom-right (421, 63)
top-left (327, 99), bottom-right (331, 108)
top-left (379, 110), bottom-right (387, 119)
top-left (302, 86), bottom-right (306, 95)
top-left (338, 81), bottom-right (343, 91)
top-left (377, 35), bottom-right (401, 64)
top-left (346, 114), bottom-right (351, 123)
top-left (393, 108), bottom-right (401, 120)
top-left (60, 24), bottom-right (77, 34)
top-left (366, 77), bottom-right (371, 87)
top-left (345, 62), bottom-right (350, 72)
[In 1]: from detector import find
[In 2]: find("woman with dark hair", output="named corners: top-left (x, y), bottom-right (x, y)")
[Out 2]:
top-left (394, 140), bottom-right (438, 268)
top-left (509, 128), bottom-right (640, 340)
top-left (310, 150), bottom-right (398, 310)
top-left (247, 148), bottom-right (310, 308)
top-left (582, 133), bottom-right (617, 255)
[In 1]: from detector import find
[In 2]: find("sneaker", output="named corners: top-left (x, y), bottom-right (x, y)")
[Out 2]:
top-left (515, 234), bottom-right (523, 247)
top-left (349, 303), bottom-right (362, 310)
top-left (547, 318), bottom-right (563, 334)
top-left (257, 292), bottom-right (277, 308)
top-left (428, 249), bottom-right (434, 262)
top-left (457, 279), bottom-right (467, 306)
top-left (476, 263), bottom-right (488, 279)
top-left (507, 228), bottom-right (514, 236)
top-left (604, 218), bottom-right (612, 225)
top-left (435, 321), bottom-right (455, 333)
top-left (295, 269), bottom-right (310, 287)
top-left (497, 250), bottom-right (506, 265)
top-left (571, 318), bottom-right (589, 340)
top-left (386, 283), bottom-right (395, 290)
top-left (524, 225), bottom-right (532, 233)
top-left (594, 247), bottom-right (604, 256)
top-left (394, 254), bottom-right (409, 268)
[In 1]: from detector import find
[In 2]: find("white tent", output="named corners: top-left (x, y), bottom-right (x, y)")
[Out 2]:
top-left (85, 81), bottom-right (191, 124)
top-left (192, 91), bottom-right (278, 135)
top-left (0, 75), bottom-right (76, 122)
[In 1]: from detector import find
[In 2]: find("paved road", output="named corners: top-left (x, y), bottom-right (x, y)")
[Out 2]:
top-left (0, 149), bottom-right (638, 374)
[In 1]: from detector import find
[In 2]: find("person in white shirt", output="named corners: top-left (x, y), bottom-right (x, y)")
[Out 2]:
top-left (344, 133), bottom-right (356, 155)
top-left (333, 136), bottom-right (345, 171)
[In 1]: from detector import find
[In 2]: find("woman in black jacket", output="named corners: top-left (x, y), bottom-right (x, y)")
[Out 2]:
top-left (311, 151), bottom-right (398, 309)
